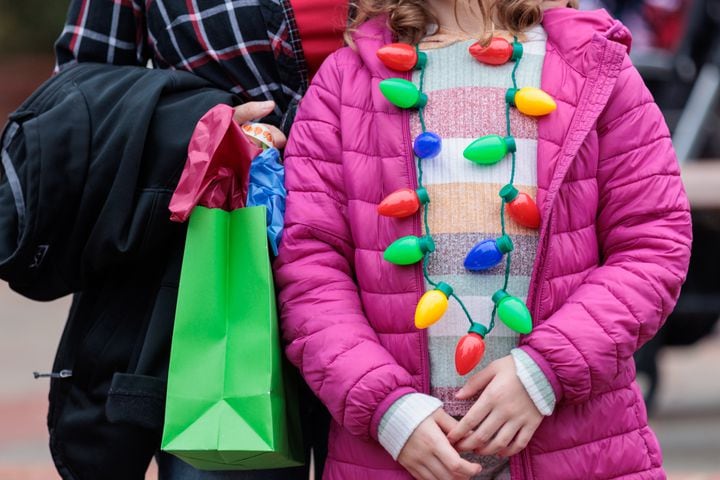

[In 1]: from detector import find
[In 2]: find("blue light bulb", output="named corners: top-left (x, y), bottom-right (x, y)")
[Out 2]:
top-left (413, 132), bottom-right (442, 159)
top-left (464, 235), bottom-right (514, 271)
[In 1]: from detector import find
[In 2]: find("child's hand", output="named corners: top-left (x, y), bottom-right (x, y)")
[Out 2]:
top-left (398, 409), bottom-right (482, 480)
top-left (447, 356), bottom-right (542, 457)
top-left (232, 101), bottom-right (287, 148)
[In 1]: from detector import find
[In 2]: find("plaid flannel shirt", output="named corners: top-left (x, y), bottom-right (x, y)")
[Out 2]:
top-left (55, 0), bottom-right (310, 131)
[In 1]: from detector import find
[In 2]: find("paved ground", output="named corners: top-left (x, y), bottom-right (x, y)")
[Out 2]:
top-left (1, 282), bottom-right (719, 479)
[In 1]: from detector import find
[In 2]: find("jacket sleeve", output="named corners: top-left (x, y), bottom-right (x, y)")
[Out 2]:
top-left (274, 53), bottom-right (418, 440)
top-left (55, 0), bottom-right (149, 70)
top-left (519, 58), bottom-right (692, 405)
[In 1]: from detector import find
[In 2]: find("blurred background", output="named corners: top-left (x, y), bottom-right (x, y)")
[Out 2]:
top-left (1, 0), bottom-right (719, 479)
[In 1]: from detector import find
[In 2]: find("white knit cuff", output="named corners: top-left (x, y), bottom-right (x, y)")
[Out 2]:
top-left (377, 393), bottom-right (443, 460)
top-left (511, 348), bottom-right (556, 416)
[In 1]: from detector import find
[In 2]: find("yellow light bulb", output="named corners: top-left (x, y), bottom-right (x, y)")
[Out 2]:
top-left (414, 283), bottom-right (453, 329)
top-left (506, 87), bottom-right (557, 116)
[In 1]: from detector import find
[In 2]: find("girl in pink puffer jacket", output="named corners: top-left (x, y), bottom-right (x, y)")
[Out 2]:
top-left (274, 0), bottom-right (692, 479)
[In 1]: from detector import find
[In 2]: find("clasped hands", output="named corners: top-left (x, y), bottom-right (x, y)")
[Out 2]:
top-left (397, 356), bottom-right (543, 480)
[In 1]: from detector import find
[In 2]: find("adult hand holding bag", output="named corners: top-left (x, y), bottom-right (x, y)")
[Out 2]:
top-left (162, 104), bottom-right (302, 470)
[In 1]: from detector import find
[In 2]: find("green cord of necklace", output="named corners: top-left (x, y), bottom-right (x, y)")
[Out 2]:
top-left (416, 47), bottom-right (477, 324)
top-left (414, 39), bottom-right (522, 334)
top-left (491, 36), bottom-right (521, 327)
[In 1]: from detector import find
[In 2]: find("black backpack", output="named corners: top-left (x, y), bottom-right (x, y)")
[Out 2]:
top-left (0, 63), bottom-right (236, 300)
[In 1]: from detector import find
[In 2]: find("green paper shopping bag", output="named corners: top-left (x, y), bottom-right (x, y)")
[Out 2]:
top-left (161, 105), bottom-right (303, 470)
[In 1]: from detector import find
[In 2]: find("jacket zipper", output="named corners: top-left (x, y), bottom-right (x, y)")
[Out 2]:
top-left (402, 70), bottom-right (430, 395)
top-left (509, 211), bottom-right (549, 478)
top-left (512, 37), bottom-right (608, 480)
top-left (522, 449), bottom-right (533, 479)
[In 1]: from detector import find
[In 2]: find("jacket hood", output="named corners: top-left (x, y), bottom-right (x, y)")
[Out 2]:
top-left (352, 8), bottom-right (632, 78)
top-left (352, 15), bottom-right (397, 80)
top-left (541, 8), bottom-right (632, 69)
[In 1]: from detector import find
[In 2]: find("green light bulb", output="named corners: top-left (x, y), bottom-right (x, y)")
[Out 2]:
top-left (463, 135), bottom-right (516, 165)
top-left (384, 235), bottom-right (435, 265)
top-left (491, 289), bottom-right (532, 334)
top-left (379, 79), bottom-right (428, 109)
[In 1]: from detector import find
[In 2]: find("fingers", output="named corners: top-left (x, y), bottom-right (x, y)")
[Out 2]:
top-left (410, 464), bottom-right (435, 480)
top-left (455, 364), bottom-right (495, 400)
top-left (432, 409), bottom-right (458, 434)
top-left (497, 425), bottom-right (535, 457)
top-left (424, 419), bottom-right (479, 479)
top-left (400, 413), bottom-right (480, 480)
top-left (263, 124), bottom-right (287, 148)
top-left (474, 421), bottom-right (520, 456)
top-left (447, 395), bottom-right (492, 445)
top-left (454, 410), bottom-right (503, 452)
top-left (425, 455), bottom-right (453, 480)
top-left (434, 442), bottom-right (483, 479)
top-left (232, 100), bottom-right (276, 124)
top-left (233, 101), bottom-right (287, 149)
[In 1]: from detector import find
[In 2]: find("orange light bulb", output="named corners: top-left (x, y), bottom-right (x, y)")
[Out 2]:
top-left (499, 184), bottom-right (540, 229)
top-left (377, 43), bottom-right (427, 71)
top-left (377, 187), bottom-right (430, 218)
top-left (469, 37), bottom-right (523, 65)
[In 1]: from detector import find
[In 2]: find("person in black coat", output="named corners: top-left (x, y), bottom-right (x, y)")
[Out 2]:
top-left (0, 1), bottom-right (349, 478)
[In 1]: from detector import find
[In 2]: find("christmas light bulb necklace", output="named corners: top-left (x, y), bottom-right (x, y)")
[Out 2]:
top-left (377, 37), bottom-right (555, 375)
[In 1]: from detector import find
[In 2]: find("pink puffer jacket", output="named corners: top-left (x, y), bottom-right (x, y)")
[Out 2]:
top-left (275, 8), bottom-right (692, 480)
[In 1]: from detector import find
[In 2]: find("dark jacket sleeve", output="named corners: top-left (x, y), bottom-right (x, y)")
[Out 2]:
top-left (55, 0), bottom-right (149, 70)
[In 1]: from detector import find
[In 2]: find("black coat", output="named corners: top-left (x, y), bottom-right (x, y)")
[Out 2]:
top-left (0, 63), bottom-right (328, 479)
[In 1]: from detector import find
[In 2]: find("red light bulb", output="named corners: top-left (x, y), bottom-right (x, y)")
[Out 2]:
top-left (455, 323), bottom-right (488, 375)
top-left (499, 184), bottom-right (540, 229)
top-left (377, 43), bottom-right (427, 72)
top-left (469, 37), bottom-right (523, 66)
top-left (377, 187), bottom-right (430, 218)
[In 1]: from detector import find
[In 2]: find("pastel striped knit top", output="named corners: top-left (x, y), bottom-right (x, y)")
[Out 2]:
top-left (377, 26), bottom-right (556, 474)
top-left (415, 27), bottom-right (545, 415)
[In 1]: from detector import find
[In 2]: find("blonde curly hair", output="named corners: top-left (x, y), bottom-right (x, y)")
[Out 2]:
top-left (347, 0), bottom-right (578, 45)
